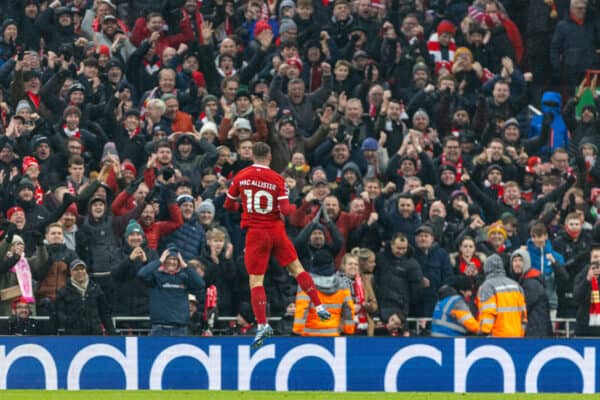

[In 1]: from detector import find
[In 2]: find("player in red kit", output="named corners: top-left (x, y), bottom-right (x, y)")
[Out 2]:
top-left (224, 142), bottom-right (331, 348)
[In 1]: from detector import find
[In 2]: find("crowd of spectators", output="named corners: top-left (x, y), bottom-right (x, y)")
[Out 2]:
top-left (0, 0), bottom-right (600, 338)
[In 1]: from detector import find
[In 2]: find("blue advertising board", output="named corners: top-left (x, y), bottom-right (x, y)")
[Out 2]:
top-left (0, 337), bottom-right (596, 393)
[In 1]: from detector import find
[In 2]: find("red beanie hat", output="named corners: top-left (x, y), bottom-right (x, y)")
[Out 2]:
top-left (192, 71), bottom-right (206, 88)
top-left (7, 206), bottom-right (24, 220)
top-left (286, 56), bottom-right (303, 73)
top-left (64, 203), bottom-right (79, 217)
top-left (254, 20), bottom-right (272, 38)
top-left (437, 20), bottom-right (456, 36)
top-left (22, 156), bottom-right (40, 174)
top-left (97, 45), bottom-right (111, 56)
top-left (121, 159), bottom-right (137, 177)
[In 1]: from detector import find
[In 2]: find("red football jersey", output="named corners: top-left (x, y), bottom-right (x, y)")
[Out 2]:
top-left (226, 164), bottom-right (291, 229)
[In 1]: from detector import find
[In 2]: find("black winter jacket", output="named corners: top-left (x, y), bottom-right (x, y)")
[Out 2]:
top-left (111, 245), bottom-right (158, 316)
top-left (56, 278), bottom-right (116, 335)
top-left (375, 245), bottom-right (423, 317)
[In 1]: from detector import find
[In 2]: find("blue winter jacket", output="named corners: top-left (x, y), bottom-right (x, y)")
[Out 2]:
top-left (529, 92), bottom-right (569, 159)
top-left (164, 217), bottom-right (206, 262)
top-left (138, 260), bottom-right (206, 326)
top-left (526, 238), bottom-right (565, 276)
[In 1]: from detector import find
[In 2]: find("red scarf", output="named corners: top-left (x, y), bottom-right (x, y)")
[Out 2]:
top-left (496, 244), bottom-right (506, 254)
top-left (204, 285), bottom-right (217, 320)
top-left (34, 183), bottom-right (44, 205)
top-left (63, 124), bottom-right (81, 138)
top-left (488, 182), bottom-right (504, 199)
top-left (27, 91), bottom-right (40, 109)
top-left (565, 225), bottom-right (581, 240)
top-left (127, 127), bottom-right (141, 139)
top-left (441, 154), bottom-right (463, 182)
top-left (521, 189), bottom-right (534, 203)
top-left (571, 12), bottom-right (585, 26)
top-left (589, 277), bottom-right (600, 326)
top-left (458, 255), bottom-right (482, 274)
top-left (353, 274), bottom-right (368, 330)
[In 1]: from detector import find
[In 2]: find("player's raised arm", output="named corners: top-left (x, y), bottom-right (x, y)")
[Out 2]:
top-left (224, 177), bottom-right (240, 211)
top-left (277, 176), bottom-right (296, 216)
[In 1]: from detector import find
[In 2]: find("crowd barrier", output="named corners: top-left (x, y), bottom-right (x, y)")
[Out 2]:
top-left (0, 336), bottom-right (597, 392)
top-left (0, 317), bottom-right (579, 337)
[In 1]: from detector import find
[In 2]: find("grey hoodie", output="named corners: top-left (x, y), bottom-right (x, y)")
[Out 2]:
top-left (510, 249), bottom-right (532, 275)
top-left (483, 254), bottom-right (507, 277)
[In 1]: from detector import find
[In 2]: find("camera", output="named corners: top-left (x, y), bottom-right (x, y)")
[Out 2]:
top-left (160, 166), bottom-right (175, 181)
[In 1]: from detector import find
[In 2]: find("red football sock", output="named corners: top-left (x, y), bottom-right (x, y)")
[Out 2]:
top-left (296, 271), bottom-right (322, 306)
top-left (251, 286), bottom-right (268, 325)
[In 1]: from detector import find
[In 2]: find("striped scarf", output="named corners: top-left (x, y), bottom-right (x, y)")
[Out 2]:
top-left (590, 277), bottom-right (600, 326)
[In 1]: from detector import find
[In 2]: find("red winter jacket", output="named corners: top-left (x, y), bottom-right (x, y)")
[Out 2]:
top-left (131, 15), bottom-right (194, 59)
top-left (140, 203), bottom-right (184, 249)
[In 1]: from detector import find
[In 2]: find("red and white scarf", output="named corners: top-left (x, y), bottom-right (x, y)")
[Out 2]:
top-left (590, 277), bottom-right (600, 326)
top-left (441, 154), bottom-right (462, 182)
top-left (63, 124), bottom-right (81, 138)
top-left (353, 274), bottom-right (368, 331)
top-left (427, 33), bottom-right (456, 70)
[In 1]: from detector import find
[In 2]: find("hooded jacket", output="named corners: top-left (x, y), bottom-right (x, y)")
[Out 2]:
top-left (529, 92), bottom-right (569, 158)
top-left (510, 249), bottom-right (552, 337)
top-left (477, 254), bottom-right (527, 337)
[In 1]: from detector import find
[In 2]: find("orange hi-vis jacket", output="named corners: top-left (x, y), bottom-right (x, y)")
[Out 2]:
top-left (477, 273), bottom-right (528, 337)
top-left (293, 275), bottom-right (355, 337)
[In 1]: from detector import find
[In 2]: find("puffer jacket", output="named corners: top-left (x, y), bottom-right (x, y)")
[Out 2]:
top-left (164, 217), bottom-right (206, 262)
top-left (510, 249), bottom-right (552, 337)
top-left (477, 254), bottom-right (527, 337)
top-left (292, 273), bottom-right (355, 337)
top-left (375, 244), bottom-right (423, 317)
top-left (138, 259), bottom-right (205, 326)
top-left (56, 278), bottom-right (115, 335)
top-left (529, 92), bottom-right (569, 158)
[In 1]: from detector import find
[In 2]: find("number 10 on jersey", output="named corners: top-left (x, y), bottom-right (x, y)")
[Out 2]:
top-left (244, 190), bottom-right (274, 214)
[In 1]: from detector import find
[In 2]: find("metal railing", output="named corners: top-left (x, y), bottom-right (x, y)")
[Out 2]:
top-left (0, 316), bottom-right (578, 338)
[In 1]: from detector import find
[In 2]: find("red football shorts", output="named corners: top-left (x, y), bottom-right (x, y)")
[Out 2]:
top-left (244, 226), bottom-right (298, 275)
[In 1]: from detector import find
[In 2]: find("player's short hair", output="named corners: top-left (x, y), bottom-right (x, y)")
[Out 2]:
top-left (252, 142), bottom-right (271, 159)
